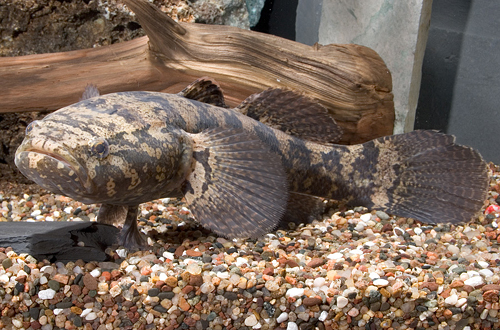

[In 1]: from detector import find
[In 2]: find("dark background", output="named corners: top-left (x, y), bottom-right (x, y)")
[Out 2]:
top-left (253, 0), bottom-right (500, 163)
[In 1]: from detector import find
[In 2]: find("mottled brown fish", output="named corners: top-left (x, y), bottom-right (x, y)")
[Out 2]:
top-left (15, 79), bottom-right (489, 247)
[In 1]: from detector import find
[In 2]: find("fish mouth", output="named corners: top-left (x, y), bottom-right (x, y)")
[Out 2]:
top-left (15, 142), bottom-right (95, 198)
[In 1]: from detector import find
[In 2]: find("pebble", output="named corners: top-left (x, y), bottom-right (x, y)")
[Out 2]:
top-left (373, 278), bottom-right (389, 287)
top-left (244, 314), bottom-right (258, 327)
top-left (337, 296), bottom-right (349, 308)
top-left (38, 289), bottom-right (56, 300)
top-left (276, 312), bottom-right (289, 323)
top-left (464, 276), bottom-right (484, 287)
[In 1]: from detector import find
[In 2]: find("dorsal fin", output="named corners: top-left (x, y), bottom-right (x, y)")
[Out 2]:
top-left (178, 77), bottom-right (227, 108)
top-left (80, 84), bottom-right (100, 100)
top-left (234, 88), bottom-right (343, 144)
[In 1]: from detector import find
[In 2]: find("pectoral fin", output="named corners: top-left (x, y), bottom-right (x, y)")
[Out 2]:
top-left (97, 204), bottom-right (145, 248)
top-left (182, 128), bottom-right (288, 238)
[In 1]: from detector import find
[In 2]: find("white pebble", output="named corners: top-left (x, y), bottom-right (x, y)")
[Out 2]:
top-left (456, 297), bottom-right (468, 307)
top-left (286, 288), bottom-right (304, 298)
top-left (38, 289), bottom-right (56, 300)
top-left (445, 294), bottom-right (458, 305)
top-left (360, 213), bottom-right (371, 222)
top-left (479, 269), bottom-right (493, 277)
top-left (369, 272), bottom-right (380, 280)
top-left (90, 269), bottom-right (101, 278)
top-left (235, 257), bottom-right (249, 267)
top-left (53, 210), bottom-right (60, 218)
top-left (354, 223), bottom-right (365, 231)
top-left (318, 310), bottom-right (328, 321)
top-left (448, 245), bottom-right (460, 254)
top-left (217, 271), bottom-right (229, 279)
top-left (116, 249), bottom-right (128, 258)
top-left (337, 296), bottom-right (349, 308)
top-left (0, 274), bottom-right (10, 284)
top-left (63, 207), bottom-right (73, 214)
top-left (30, 210), bottom-right (41, 217)
top-left (186, 263), bottom-right (201, 275)
top-left (163, 252), bottom-right (175, 260)
top-left (244, 314), bottom-right (258, 327)
top-left (200, 282), bottom-right (215, 294)
top-left (373, 278), bottom-right (389, 287)
top-left (276, 312), bottom-right (288, 323)
top-left (12, 319), bottom-right (22, 328)
top-left (464, 276), bottom-right (483, 287)
top-left (287, 322), bottom-right (299, 330)
top-left (85, 312), bottom-right (98, 321)
top-left (313, 277), bottom-right (326, 287)
top-left (414, 227), bottom-right (422, 235)
top-left (477, 261), bottom-right (489, 268)
top-left (327, 252), bottom-right (343, 260)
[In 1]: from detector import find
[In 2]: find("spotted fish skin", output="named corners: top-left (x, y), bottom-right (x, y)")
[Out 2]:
top-left (15, 85), bottom-right (489, 247)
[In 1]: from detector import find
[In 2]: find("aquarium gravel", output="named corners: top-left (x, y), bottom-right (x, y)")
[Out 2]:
top-left (1, 165), bottom-right (500, 330)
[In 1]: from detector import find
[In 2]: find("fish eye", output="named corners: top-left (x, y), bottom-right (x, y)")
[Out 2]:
top-left (89, 137), bottom-right (109, 159)
top-left (25, 121), bottom-right (39, 135)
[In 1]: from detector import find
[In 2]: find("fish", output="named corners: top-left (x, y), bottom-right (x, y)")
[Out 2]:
top-left (15, 78), bottom-right (489, 248)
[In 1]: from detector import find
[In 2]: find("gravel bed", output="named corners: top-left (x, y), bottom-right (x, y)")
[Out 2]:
top-left (1, 164), bottom-right (500, 330)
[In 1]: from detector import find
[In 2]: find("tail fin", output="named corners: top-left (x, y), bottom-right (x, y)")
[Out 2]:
top-left (357, 131), bottom-right (488, 224)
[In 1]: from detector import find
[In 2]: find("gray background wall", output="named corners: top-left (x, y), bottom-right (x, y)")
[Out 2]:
top-left (415, 0), bottom-right (500, 164)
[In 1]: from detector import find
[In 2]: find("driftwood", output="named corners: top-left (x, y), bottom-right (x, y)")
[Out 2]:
top-left (0, 0), bottom-right (394, 144)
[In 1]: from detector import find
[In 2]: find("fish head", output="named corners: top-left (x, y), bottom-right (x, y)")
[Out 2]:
top-left (15, 94), bottom-right (193, 205)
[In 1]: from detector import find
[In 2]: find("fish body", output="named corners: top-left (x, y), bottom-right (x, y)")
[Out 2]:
top-left (15, 79), bottom-right (489, 247)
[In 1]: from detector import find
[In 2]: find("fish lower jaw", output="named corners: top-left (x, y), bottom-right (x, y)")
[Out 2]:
top-left (15, 150), bottom-right (95, 197)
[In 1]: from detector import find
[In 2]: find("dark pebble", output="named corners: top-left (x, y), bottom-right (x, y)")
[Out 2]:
top-left (202, 254), bottom-right (212, 263)
top-left (148, 288), bottom-right (159, 297)
top-left (207, 311), bottom-right (217, 321)
top-left (74, 273), bottom-right (83, 286)
top-left (73, 316), bottom-right (83, 327)
top-left (56, 301), bottom-right (73, 309)
top-left (224, 292), bottom-right (238, 301)
top-left (452, 266), bottom-right (467, 274)
top-left (29, 307), bottom-right (40, 320)
top-left (264, 301), bottom-right (275, 317)
top-left (368, 290), bottom-right (382, 303)
top-left (153, 305), bottom-right (168, 313)
top-left (158, 292), bottom-right (175, 300)
top-left (415, 305), bottom-right (428, 312)
top-left (347, 292), bottom-right (357, 300)
top-left (140, 275), bottom-right (149, 282)
top-left (261, 251), bottom-right (273, 261)
top-left (2, 258), bottom-right (12, 269)
top-left (370, 302), bottom-right (381, 311)
top-left (380, 302), bottom-right (391, 311)
top-left (15, 282), bottom-right (24, 293)
top-left (48, 280), bottom-right (60, 291)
